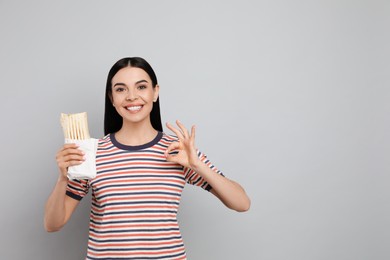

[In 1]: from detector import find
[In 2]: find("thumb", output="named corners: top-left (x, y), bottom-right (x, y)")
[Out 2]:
top-left (165, 142), bottom-right (180, 161)
top-left (165, 153), bottom-right (176, 163)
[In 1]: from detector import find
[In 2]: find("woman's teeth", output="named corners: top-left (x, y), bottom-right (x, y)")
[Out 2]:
top-left (127, 106), bottom-right (142, 111)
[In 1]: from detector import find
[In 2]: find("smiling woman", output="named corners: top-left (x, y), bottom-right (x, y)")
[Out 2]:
top-left (110, 67), bottom-right (160, 145)
top-left (44, 57), bottom-right (251, 260)
top-left (104, 57), bottom-right (163, 136)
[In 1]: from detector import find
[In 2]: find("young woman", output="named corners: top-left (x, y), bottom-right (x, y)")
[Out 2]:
top-left (44, 57), bottom-right (250, 259)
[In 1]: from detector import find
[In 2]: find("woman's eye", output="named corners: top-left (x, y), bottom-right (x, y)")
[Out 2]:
top-left (138, 85), bottom-right (147, 90)
top-left (115, 87), bottom-right (126, 92)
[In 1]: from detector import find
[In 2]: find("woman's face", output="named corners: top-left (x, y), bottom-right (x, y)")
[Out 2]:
top-left (111, 67), bottom-right (159, 127)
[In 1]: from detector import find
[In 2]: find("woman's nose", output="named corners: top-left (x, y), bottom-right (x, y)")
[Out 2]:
top-left (126, 90), bottom-right (138, 101)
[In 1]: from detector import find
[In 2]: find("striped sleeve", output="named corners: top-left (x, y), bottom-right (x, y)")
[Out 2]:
top-left (183, 150), bottom-right (224, 191)
top-left (66, 178), bottom-right (90, 201)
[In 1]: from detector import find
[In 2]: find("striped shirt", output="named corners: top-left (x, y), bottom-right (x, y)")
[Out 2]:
top-left (66, 132), bottom-right (223, 260)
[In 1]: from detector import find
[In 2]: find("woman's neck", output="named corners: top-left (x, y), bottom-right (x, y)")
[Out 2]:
top-left (115, 120), bottom-right (158, 146)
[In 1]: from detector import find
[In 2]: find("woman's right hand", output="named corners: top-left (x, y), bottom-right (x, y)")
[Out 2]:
top-left (56, 143), bottom-right (85, 179)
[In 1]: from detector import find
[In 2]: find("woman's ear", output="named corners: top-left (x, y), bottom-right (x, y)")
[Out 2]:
top-left (153, 84), bottom-right (160, 102)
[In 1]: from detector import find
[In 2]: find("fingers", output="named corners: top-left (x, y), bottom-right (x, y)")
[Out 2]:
top-left (190, 125), bottom-right (196, 144)
top-left (175, 120), bottom-right (189, 138)
top-left (165, 142), bottom-right (181, 163)
top-left (166, 122), bottom-right (183, 140)
top-left (166, 120), bottom-right (195, 141)
top-left (56, 144), bottom-right (85, 173)
top-left (164, 142), bottom-right (180, 158)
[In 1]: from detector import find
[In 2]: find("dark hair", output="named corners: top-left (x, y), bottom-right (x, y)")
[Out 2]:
top-left (104, 57), bottom-right (163, 135)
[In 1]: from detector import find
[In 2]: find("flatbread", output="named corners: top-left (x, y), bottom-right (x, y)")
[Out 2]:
top-left (60, 112), bottom-right (90, 140)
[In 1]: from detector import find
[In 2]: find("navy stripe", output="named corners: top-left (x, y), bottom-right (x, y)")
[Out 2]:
top-left (97, 166), bottom-right (184, 174)
top-left (96, 158), bottom-right (169, 167)
top-left (66, 190), bottom-right (82, 201)
top-left (68, 181), bottom-right (88, 192)
top-left (91, 210), bottom-right (177, 217)
top-left (94, 182), bottom-right (184, 193)
top-left (97, 149), bottom-right (165, 157)
top-left (88, 243), bottom-right (184, 252)
top-left (97, 152), bottom-right (165, 160)
top-left (110, 132), bottom-right (163, 151)
top-left (90, 228), bottom-right (180, 234)
top-left (88, 236), bottom-right (183, 244)
top-left (92, 200), bottom-right (180, 208)
top-left (96, 191), bottom-right (181, 200)
top-left (94, 174), bottom-right (185, 184)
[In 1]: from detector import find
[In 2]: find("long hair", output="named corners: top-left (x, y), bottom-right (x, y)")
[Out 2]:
top-left (104, 57), bottom-right (163, 135)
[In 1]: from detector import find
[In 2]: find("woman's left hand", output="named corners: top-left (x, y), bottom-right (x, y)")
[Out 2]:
top-left (166, 121), bottom-right (251, 212)
top-left (165, 120), bottom-right (201, 169)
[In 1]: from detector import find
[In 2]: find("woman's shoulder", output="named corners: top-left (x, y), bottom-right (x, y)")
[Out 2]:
top-left (160, 132), bottom-right (179, 144)
top-left (98, 134), bottom-right (111, 141)
top-left (96, 134), bottom-right (112, 146)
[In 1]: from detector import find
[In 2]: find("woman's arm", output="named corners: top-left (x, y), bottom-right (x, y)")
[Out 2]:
top-left (191, 161), bottom-right (250, 212)
top-left (165, 121), bottom-right (251, 212)
top-left (44, 144), bottom-right (84, 232)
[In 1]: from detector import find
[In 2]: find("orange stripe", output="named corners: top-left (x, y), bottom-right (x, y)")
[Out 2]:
top-left (96, 186), bottom-right (181, 194)
top-left (97, 152), bottom-right (163, 157)
top-left (98, 161), bottom-right (179, 170)
top-left (96, 195), bottom-right (180, 204)
top-left (96, 177), bottom-right (185, 186)
top-left (95, 170), bottom-right (185, 179)
top-left (88, 239), bottom-right (182, 248)
top-left (91, 214), bottom-right (177, 221)
top-left (90, 222), bottom-right (178, 230)
top-left (89, 231), bottom-right (181, 239)
top-left (96, 153), bottom-right (165, 163)
top-left (91, 204), bottom-right (177, 213)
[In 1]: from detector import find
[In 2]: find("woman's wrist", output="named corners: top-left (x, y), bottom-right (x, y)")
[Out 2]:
top-left (189, 158), bottom-right (204, 172)
top-left (57, 172), bottom-right (68, 184)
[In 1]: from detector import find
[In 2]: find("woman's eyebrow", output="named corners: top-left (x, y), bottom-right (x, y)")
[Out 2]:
top-left (113, 82), bottom-right (126, 87)
top-left (135, 80), bottom-right (149, 84)
top-left (113, 80), bottom-right (149, 87)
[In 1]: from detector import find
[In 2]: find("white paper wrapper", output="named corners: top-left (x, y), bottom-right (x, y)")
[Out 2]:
top-left (65, 138), bottom-right (98, 179)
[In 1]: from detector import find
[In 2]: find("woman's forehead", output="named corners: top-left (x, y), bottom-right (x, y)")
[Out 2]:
top-left (112, 67), bottom-right (151, 85)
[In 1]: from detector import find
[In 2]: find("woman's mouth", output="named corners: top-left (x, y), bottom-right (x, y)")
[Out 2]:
top-left (126, 105), bottom-right (143, 112)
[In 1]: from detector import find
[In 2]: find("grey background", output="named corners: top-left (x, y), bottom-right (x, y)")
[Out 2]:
top-left (0, 0), bottom-right (389, 259)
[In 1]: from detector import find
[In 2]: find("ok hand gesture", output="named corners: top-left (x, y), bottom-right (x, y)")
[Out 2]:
top-left (165, 120), bottom-right (201, 169)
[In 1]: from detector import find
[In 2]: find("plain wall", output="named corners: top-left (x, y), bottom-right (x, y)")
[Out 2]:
top-left (0, 0), bottom-right (389, 259)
